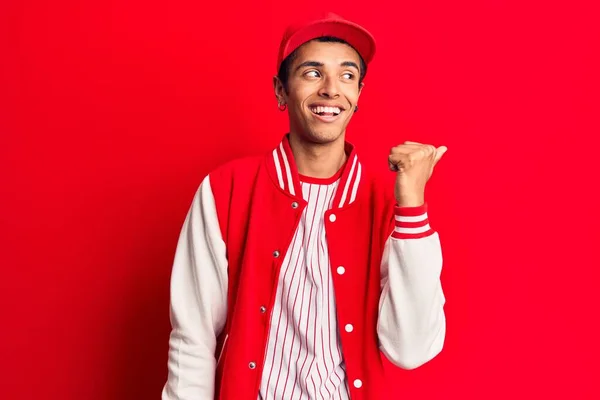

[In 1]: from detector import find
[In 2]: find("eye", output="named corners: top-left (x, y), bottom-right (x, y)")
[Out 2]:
top-left (304, 70), bottom-right (320, 78)
top-left (342, 72), bottom-right (354, 80)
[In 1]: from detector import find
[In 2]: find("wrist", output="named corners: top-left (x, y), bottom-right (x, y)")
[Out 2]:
top-left (395, 195), bottom-right (425, 208)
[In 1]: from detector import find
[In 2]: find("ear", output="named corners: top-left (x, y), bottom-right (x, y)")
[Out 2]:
top-left (358, 81), bottom-right (365, 99)
top-left (273, 76), bottom-right (287, 103)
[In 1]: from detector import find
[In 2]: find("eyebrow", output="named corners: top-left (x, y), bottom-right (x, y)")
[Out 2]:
top-left (341, 61), bottom-right (360, 72)
top-left (295, 61), bottom-right (324, 72)
top-left (295, 60), bottom-right (360, 73)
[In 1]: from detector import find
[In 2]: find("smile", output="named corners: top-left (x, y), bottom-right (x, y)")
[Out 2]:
top-left (310, 105), bottom-right (341, 116)
top-left (308, 105), bottom-right (344, 123)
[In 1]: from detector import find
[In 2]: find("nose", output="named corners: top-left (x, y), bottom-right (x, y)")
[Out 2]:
top-left (317, 75), bottom-right (340, 98)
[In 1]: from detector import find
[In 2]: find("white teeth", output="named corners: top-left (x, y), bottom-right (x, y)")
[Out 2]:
top-left (310, 106), bottom-right (341, 115)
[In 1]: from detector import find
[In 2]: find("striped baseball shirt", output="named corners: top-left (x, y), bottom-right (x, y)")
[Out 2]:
top-left (259, 169), bottom-right (350, 400)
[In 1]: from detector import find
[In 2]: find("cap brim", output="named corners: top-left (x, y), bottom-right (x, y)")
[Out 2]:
top-left (281, 19), bottom-right (376, 67)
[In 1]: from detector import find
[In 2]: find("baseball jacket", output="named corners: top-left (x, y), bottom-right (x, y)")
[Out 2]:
top-left (162, 134), bottom-right (446, 400)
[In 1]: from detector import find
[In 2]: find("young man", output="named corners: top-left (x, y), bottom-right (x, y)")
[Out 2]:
top-left (162, 12), bottom-right (447, 400)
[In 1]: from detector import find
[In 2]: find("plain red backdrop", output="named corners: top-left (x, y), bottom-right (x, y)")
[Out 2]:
top-left (2, 0), bottom-right (599, 399)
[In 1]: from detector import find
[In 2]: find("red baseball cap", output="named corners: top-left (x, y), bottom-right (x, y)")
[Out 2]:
top-left (276, 12), bottom-right (376, 73)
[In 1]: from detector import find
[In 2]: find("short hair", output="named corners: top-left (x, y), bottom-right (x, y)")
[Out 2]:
top-left (277, 36), bottom-right (368, 93)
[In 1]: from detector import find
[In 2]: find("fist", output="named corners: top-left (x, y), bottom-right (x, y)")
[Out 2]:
top-left (388, 141), bottom-right (448, 207)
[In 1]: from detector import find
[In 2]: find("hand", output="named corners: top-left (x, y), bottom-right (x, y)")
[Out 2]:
top-left (388, 141), bottom-right (448, 207)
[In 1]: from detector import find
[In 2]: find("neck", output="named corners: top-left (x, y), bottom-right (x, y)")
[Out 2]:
top-left (288, 132), bottom-right (348, 179)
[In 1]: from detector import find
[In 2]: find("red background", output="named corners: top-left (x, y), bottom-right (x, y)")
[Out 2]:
top-left (2, 1), bottom-right (599, 399)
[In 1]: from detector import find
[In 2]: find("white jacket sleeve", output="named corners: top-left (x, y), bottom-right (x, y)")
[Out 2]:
top-left (162, 175), bottom-right (228, 400)
top-left (377, 204), bottom-right (446, 370)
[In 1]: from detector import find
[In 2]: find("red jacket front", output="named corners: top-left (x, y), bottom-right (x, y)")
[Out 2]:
top-left (162, 135), bottom-right (446, 400)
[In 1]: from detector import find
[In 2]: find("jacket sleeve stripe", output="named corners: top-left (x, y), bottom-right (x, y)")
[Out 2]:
top-left (393, 203), bottom-right (428, 216)
top-left (394, 213), bottom-right (429, 223)
top-left (395, 218), bottom-right (429, 228)
top-left (392, 205), bottom-right (433, 239)
top-left (394, 224), bottom-right (432, 235)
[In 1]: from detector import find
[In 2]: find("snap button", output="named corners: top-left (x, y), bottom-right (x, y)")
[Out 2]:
top-left (345, 324), bottom-right (354, 333)
top-left (329, 214), bottom-right (337, 222)
top-left (249, 361), bottom-right (256, 369)
top-left (337, 266), bottom-right (345, 275)
top-left (260, 306), bottom-right (267, 313)
top-left (291, 201), bottom-right (299, 209)
top-left (273, 250), bottom-right (280, 258)
top-left (353, 379), bottom-right (362, 388)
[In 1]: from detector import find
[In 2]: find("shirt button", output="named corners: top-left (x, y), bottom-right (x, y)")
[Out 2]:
top-left (273, 250), bottom-right (280, 258)
top-left (345, 324), bottom-right (354, 333)
top-left (291, 201), bottom-right (299, 209)
top-left (259, 306), bottom-right (267, 313)
top-left (329, 214), bottom-right (337, 222)
top-left (249, 361), bottom-right (256, 369)
top-left (337, 266), bottom-right (345, 275)
top-left (353, 379), bottom-right (362, 388)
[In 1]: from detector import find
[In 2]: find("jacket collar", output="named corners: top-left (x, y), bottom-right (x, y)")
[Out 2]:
top-left (266, 134), bottom-right (363, 209)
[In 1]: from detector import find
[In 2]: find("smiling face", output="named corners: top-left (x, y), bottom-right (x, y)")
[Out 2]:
top-left (274, 39), bottom-right (364, 145)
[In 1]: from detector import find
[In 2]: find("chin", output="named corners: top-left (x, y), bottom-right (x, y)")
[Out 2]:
top-left (303, 129), bottom-right (344, 144)
top-left (303, 120), bottom-right (347, 142)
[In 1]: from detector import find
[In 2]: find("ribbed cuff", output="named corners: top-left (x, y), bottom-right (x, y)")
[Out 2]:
top-left (392, 203), bottom-right (435, 239)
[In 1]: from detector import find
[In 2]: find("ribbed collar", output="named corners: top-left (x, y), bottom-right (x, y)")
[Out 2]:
top-left (266, 134), bottom-right (363, 209)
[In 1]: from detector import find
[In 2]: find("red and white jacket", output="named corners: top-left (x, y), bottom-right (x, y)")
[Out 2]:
top-left (162, 135), bottom-right (446, 400)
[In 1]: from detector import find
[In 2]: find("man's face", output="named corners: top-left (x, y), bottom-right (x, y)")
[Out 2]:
top-left (276, 40), bottom-right (364, 145)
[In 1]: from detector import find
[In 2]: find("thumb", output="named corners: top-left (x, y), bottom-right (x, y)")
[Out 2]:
top-left (433, 146), bottom-right (448, 164)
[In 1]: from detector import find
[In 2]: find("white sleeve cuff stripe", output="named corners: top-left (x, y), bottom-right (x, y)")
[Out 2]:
top-left (394, 213), bottom-right (428, 223)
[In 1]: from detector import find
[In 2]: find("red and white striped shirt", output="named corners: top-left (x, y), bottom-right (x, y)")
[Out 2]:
top-left (259, 169), bottom-right (352, 400)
